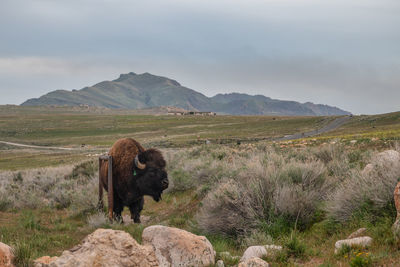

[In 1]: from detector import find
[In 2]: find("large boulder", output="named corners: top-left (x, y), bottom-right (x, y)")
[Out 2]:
top-left (238, 257), bottom-right (269, 267)
top-left (393, 182), bottom-right (400, 241)
top-left (0, 242), bottom-right (14, 267)
top-left (334, 236), bottom-right (373, 254)
top-left (47, 229), bottom-right (158, 267)
top-left (142, 225), bottom-right (215, 267)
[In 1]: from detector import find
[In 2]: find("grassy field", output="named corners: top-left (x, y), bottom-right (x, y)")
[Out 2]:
top-left (1, 106), bottom-right (400, 266)
top-left (0, 105), bottom-right (332, 170)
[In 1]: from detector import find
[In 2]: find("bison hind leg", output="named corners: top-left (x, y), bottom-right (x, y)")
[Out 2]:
top-left (129, 197), bottom-right (144, 223)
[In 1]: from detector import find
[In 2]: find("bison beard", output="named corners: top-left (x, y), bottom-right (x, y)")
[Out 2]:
top-left (99, 138), bottom-right (168, 223)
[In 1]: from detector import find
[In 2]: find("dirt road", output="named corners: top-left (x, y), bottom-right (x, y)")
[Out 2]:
top-left (275, 116), bottom-right (351, 141)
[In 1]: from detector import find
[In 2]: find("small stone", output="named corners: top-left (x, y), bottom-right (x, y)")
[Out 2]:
top-left (216, 259), bottom-right (225, 267)
top-left (241, 246), bottom-right (267, 262)
top-left (335, 236), bottom-right (373, 254)
top-left (347, 228), bottom-right (367, 239)
top-left (0, 242), bottom-right (14, 267)
top-left (238, 257), bottom-right (269, 267)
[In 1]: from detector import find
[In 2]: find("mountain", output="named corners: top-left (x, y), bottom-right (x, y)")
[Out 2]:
top-left (22, 72), bottom-right (351, 116)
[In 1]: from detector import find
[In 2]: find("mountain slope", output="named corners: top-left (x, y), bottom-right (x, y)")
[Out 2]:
top-left (22, 72), bottom-right (351, 116)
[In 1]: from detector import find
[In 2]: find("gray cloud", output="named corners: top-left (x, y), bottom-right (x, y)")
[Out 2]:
top-left (0, 0), bottom-right (399, 114)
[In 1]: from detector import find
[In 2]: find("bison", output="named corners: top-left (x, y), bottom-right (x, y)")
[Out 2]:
top-left (99, 138), bottom-right (168, 223)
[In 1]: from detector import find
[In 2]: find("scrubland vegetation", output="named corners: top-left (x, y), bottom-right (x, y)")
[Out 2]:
top-left (1, 107), bottom-right (400, 266)
top-left (1, 140), bottom-right (400, 266)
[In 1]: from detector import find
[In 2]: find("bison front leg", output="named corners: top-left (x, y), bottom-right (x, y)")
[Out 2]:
top-left (113, 196), bottom-right (124, 223)
top-left (129, 197), bottom-right (144, 223)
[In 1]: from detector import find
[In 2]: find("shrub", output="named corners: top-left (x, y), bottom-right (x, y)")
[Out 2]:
top-left (169, 169), bottom-right (194, 192)
top-left (326, 150), bottom-right (400, 222)
top-left (12, 241), bottom-right (33, 267)
top-left (0, 191), bottom-right (11, 211)
top-left (241, 230), bottom-right (273, 248)
top-left (197, 150), bottom-right (333, 237)
top-left (284, 233), bottom-right (307, 259)
top-left (87, 211), bottom-right (108, 228)
top-left (196, 179), bottom-right (259, 237)
top-left (65, 160), bottom-right (96, 182)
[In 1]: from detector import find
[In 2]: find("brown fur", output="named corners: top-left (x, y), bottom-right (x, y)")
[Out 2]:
top-left (100, 138), bottom-right (145, 201)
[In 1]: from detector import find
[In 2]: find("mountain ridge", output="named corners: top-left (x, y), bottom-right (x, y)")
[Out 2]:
top-left (22, 72), bottom-right (351, 116)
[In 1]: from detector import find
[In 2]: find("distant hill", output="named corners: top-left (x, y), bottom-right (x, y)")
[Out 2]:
top-left (22, 72), bottom-right (351, 116)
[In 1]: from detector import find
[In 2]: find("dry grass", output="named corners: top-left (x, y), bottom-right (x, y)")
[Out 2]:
top-left (0, 160), bottom-right (98, 215)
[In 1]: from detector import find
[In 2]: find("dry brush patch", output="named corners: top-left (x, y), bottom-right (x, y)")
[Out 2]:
top-left (0, 160), bottom-right (98, 215)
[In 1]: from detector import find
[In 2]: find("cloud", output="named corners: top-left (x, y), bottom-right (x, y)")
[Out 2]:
top-left (0, 0), bottom-right (399, 114)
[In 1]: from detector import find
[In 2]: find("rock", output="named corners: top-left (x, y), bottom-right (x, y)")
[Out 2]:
top-left (34, 256), bottom-right (58, 267)
top-left (216, 259), bottom-right (225, 267)
top-left (238, 257), bottom-right (269, 267)
top-left (334, 236), bottom-right (373, 254)
top-left (392, 182), bottom-right (400, 240)
top-left (142, 225), bottom-right (215, 267)
top-left (48, 228), bottom-right (158, 267)
top-left (362, 150), bottom-right (400, 175)
top-left (0, 242), bottom-right (14, 267)
top-left (241, 246), bottom-right (267, 262)
top-left (347, 228), bottom-right (367, 239)
top-left (350, 140), bottom-right (357, 144)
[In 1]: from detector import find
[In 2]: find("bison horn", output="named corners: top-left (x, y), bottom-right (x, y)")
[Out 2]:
top-left (135, 154), bottom-right (146, 169)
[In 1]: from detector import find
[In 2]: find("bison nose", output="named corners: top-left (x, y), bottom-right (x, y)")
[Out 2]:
top-left (162, 179), bottom-right (169, 189)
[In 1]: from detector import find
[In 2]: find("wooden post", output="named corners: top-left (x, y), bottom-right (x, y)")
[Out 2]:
top-left (107, 156), bottom-right (113, 221)
top-left (98, 157), bottom-right (103, 210)
top-left (98, 155), bottom-right (113, 221)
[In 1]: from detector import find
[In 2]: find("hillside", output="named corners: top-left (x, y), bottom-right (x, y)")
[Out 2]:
top-left (22, 72), bottom-right (351, 116)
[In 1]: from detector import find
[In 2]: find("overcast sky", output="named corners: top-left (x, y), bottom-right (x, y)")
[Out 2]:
top-left (0, 0), bottom-right (399, 114)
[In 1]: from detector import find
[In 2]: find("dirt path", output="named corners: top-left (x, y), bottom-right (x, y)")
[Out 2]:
top-left (275, 115), bottom-right (351, 141)
top-left (0, 141), bottom-right (80, 151)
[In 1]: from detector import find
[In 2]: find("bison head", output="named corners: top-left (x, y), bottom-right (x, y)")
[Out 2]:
top-left (134, 148), bottom-right (168, 202)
